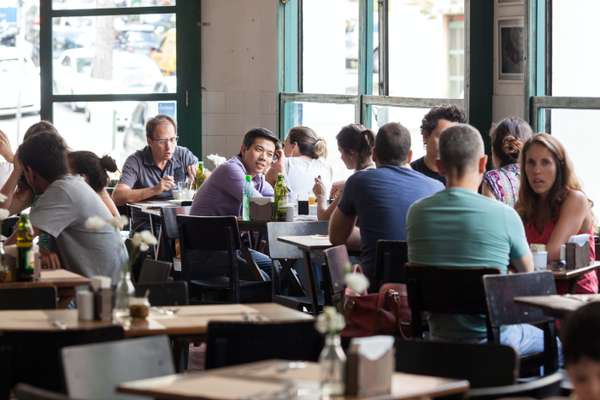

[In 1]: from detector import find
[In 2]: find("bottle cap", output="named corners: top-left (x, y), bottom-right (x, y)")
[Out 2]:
top-left (91, 275), bottom-right (112, 291)
top-left (245, 175), bottom-right (252, 182)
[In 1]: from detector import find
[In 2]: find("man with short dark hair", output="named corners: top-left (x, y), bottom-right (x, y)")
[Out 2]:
top-left (13, 132), bottom-right (128, 283)
top-left (410, 104), bottom-right (466, 185)
top-left (406, 124), bottom-right (538, 353)
top-left (190, 128), bottom-right (279, 280)
top-left (190, 128), bottom-right (277, 216)
top-left (329, 122), bottom-right (443, 279)
top-left (112, 114), bottom-right (198, 206)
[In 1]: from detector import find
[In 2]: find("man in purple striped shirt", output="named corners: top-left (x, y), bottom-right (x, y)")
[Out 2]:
top-left (190, 128), bottom-right (278, 280)
top-left (190, 128), bottom-right (276, 216)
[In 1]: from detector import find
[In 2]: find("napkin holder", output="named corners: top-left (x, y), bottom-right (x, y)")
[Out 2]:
top-left (565, 241), bottom-right (590, 270)
top-left (345, 336), bottom-right (394, 397)
top-left (250, 198), bottom-right (275, 222)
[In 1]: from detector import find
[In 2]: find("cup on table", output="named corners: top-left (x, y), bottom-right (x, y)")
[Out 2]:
top-left (128, 296), bottom-right (150, 320)
top-left (77, 290), bottom-right (94, 321)
top-left (530, 244), bottom-right (548, 271)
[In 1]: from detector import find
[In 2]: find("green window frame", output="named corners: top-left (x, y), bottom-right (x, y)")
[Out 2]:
top-left (278, 0), bottom-right (493, 150)
top-left (39, 2), bottom-right (201, 155)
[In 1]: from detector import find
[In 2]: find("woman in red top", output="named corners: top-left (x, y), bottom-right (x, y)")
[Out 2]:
top-left (516, 133), bottom-right (597, 294)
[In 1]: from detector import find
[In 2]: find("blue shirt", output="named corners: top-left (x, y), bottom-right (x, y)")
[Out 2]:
top-left (406, 188), bottom-right (530, 340)
top-left (190, 156), bottom-right (274, 216)
top-left (337, 165), bottom-right (444, 278)
top-left (119, 146), bottom-right (198, 200)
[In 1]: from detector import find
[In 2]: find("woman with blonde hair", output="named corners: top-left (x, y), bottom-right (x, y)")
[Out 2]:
top-left (267, 126), bottom-right (332, 197)
top-left (516, 133), bottom-right (597, 294)
top-left (482, 117), bottom-right (533, 206)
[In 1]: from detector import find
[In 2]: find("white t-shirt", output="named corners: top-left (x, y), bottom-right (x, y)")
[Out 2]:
top-left (285, 157), bottom-right (333, 198)
top-left (0, 162), bottom-right (13, 188)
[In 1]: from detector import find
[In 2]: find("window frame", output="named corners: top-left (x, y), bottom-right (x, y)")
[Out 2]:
top-left (278, 0), bottom-right (475, 141)
top-left (39, 2), bottom-right (201, 155)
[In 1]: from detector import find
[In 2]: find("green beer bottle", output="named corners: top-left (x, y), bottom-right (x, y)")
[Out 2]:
top-left (192, 161), bottom-right (206, 190)
top-left (16, 214), bottom-right (34, 282)
top-left (273, 173), bottom-right (289, 221)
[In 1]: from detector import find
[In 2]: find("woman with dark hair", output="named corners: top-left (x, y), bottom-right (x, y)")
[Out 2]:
top-left (516, 133), bottom-right (597, 294)
top-left (267, 126), bottom-right (332, 197)
top-left (312, 123), bottom-right (375, 221)
top-left (68, 151), bottom-right (120, 217)
top-left (0, 121), bottom-right (62, 214)
top-left (482, 117), bottom-right (533, 206)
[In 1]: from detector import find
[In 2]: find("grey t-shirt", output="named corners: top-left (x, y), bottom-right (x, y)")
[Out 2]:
top-left (30, 175), bottom-right (128, 283)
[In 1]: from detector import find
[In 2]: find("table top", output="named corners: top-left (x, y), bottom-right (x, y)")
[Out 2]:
top-left (514, 294), bottom-right (600, 318)
top-left (0, 303), bottom-right (313, 336)
top-left (551, 261), bottom-right (600, 280)
top-left (278, 234), bottom-right (332, 251)
top-left (118, 359), bottom-right (470, 400)
top-left (128, 201), bottom-right (191, 217)
top-left (0, 269), bottom-right (90, 289)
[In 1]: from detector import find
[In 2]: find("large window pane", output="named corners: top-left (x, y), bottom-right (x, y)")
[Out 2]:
top-left (53, 14), bottom-right (176, 96)
top-left (302, 0), bottom-right (359, 95)
top-left (370, 105), bottom-right (428, 161)
top-left (388, 0), bottom-right (464, 98)
top-left (552, 0), bottom-right (600, 96)
top-left (546, 108), bottom-right (600, 216)
top-left (284, 101), bottom-right (356, 181)
top-left (53, 99), bottom-right (176, 168)
top-left (0, 0), bottom-right (41, 148)
top-left (371, 0), bottom-right (379, 95)
top-left (52, 0), bottom-right (175, 10)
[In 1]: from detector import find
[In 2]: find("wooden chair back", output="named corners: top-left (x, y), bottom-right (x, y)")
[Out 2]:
top-left (322, 244), bottom-right (350, 305)
top-left (205, 321), bottom-right (323, 370)
top-left (405, 264), bottom-right (500, 339)
top-left (374, 240), bottom-right (407, 289)
top-left (62, 335), bottom-right (174, 400)
top-left (395, 339), bottom-right (518, 388)
top-left (0, 286), bottom-right (57, 310)
top-left (135, 281), bottom-right (189, 306)
top-left (137, 259), bottom-right (173, 284)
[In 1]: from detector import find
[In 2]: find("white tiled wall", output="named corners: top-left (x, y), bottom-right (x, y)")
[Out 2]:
top-left (200, 0), bottom-right (278, 165)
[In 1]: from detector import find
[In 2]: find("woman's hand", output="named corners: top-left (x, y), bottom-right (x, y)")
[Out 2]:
top-left (330, 180), bottom-right (345, 199)
top-left (0, 129), bottom-right (14, 163)
top-left (40, 248), bottom-right (62, 270)
top-left (312, 176), bottom-right (327, 198)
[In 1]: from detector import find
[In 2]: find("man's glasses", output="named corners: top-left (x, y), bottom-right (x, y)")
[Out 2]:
top-left (152, 136), bottom-right (178, 145)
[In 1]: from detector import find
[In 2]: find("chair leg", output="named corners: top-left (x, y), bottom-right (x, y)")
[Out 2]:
top-left (172, 338), bottom-right (190, 372)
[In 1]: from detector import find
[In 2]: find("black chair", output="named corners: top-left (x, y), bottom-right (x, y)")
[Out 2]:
top-left (374, 240), bottom-right (407, 290)
top-left (483, 271), bottom-right (559, 375)
top-left (137, 258), bottom-right (173, 284)
top-left (394, 339), bottom-right (562, 398)
top-left (205, 320), bottom-right (323, 369)
top-left (135, 281), bottom-right (189, 306)
top-left (13, 384), bottom-right (76, 400)
top-left (266, 221), bottom-right (329, 312)
top-left (322, 244), bottom-right (350, 306)
top-left (0, 326), bottom-right (124, 398)
top-left (405, 264), bottom-right (500, 339)
top-left (0, 286), bottom-right (57, 310)
top-left (177, 215), bottom-right (270, 304)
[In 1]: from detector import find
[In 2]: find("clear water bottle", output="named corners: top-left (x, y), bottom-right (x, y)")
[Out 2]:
top-left (242, 175), bottom-right (252, 221)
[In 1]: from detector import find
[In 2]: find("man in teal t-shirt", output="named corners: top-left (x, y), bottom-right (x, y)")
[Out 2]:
top-left (406, 124), bottom-right (540, 356)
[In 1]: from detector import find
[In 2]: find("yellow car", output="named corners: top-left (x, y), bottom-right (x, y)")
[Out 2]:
top-left (150, 28), bottom-right (176, 76)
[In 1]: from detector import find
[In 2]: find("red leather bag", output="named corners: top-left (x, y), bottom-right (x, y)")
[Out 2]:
top-left (341, 282), bottom-right (412, 338)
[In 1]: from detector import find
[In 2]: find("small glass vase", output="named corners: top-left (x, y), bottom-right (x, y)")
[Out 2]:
top-left (320, 333), bottom-right (346, 397)
top-left (114, 267), bottom-right (135, 317)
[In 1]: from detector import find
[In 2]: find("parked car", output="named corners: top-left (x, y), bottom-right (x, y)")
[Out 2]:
top-left (115, 24), bottom-right (160, 54)
top-left (150, 28), bottom-right (176, 76)
top-left (0, 46), bottom-right (40, 116)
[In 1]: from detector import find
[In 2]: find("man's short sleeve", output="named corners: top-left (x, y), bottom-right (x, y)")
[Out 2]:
top-left (118, 155), bottom-right (141, 188)
top-left (30, 186), bottom-right (76, 238)
top-left (180, 147), bottom-right (199, 167)
top-left (337, 174), bottom-right (358, 216)
top-left (505, 207), bottom-right (530, 261)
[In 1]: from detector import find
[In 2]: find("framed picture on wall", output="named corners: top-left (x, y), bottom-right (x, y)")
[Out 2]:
top-left (497, 0), bottom-right (524, 5)
top-left (497, 17), bottom-right (525, 81)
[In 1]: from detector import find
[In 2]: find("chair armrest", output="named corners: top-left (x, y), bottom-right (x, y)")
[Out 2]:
top-left (467, 371), bottom-right (562, 399)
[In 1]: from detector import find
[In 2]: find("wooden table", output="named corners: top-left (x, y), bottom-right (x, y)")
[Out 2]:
top-left (278, 235), bottom-right (333, 315)
top-left (0, 269), bottom-right (90, 308)
top-left (118, 359), bottom-right (470, 400)
top-left (551, 261), bottom-right (600, 293)
top-left (0, 303), bottom-right (313, 337)
top-left (514, 294), bottom-right (600, 319)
